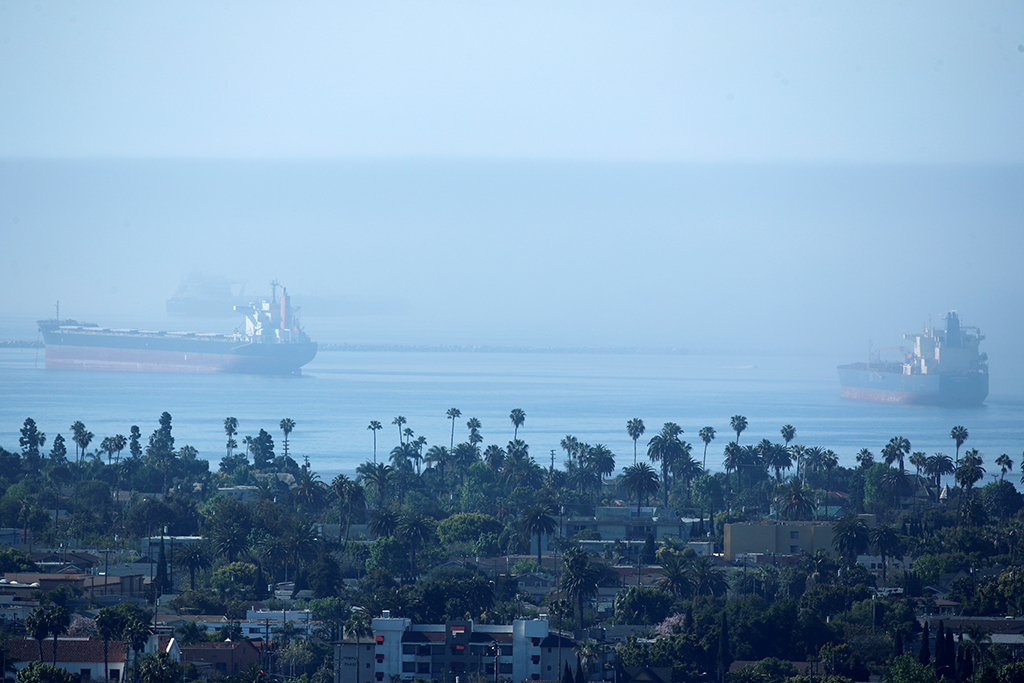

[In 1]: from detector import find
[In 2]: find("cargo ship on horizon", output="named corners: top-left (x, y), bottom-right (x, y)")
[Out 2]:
top-left (837, 311), bottom-right (988, 406)
top-left (38, 282), bottom-right (317, 375)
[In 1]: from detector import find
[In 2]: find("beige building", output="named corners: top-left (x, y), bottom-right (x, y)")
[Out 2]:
top-left (723, 521), bottom-right (836, 561)
top-left (724, 516), bottom-right (876, 561)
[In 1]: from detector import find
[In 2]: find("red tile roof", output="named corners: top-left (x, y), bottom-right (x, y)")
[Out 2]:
top-left (4, 639), bottom-right (127, 664)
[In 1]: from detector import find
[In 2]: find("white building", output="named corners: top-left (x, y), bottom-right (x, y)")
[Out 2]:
top-left (339, 613), bottom-right (576, 683)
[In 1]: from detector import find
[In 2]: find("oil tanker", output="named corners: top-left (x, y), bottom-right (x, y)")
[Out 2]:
top-left (837, 311), bottom-right (988, 406)
top-left (38, 283), bottom-right (317, 374)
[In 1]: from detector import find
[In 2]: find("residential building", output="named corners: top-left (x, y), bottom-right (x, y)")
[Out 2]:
top-left (723, 521), bottom-right (836, 561)
top-left (4, 638), bottom-right (128, 681)
top-left (344, 613), bottom-right (576, 683)
top-left (180, 639), bottom-right (263, 678)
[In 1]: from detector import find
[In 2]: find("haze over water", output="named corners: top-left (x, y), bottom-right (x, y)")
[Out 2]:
top-left (1, 345), bottom-right (1019, 485)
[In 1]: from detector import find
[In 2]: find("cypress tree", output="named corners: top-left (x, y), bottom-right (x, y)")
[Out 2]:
top-left (717, 611), bottom-right (732, 681)
top-left (893, 629), bottom-right (903, 659)
top-left (935, 621), bottom-right (945, 668)
top-left (561, 661), bottom-right (573, 683)
top-left (574, 656), bottom-right (586, 683)
top-left (919, 622), bottom-right (930, 665)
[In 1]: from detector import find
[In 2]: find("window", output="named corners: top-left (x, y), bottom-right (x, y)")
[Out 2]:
top-left (402, 663), bottom-right (416, 673)
top-left (790, 531), bottom-right (799, 539)
top-left (81, 670), bottom-right (92, 680)
top-left (790, 545), bottom-right (799, 553)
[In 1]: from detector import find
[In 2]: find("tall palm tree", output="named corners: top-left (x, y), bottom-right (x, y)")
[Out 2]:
top-left (446, 408), bottom-right (461, 452)
top-left (821, 449), bottom-right (839, 518)
top-left (466, 417), bottom-right (482, 447)
top-left (367, 421), bottom-right (382, 463)
top-left (331, 474), bottom-right (366, 543)
top-left (856, 448), bottom-right (875, 470)
top-left (869, 524), bottom-right (903, 583)
top-left (25, 607), bottom-right (48, 661)
top-left (392, 416), bottom-right (407, 444)
top-left (950, 425), bottom-right (969, 466)
top-left (356, 462), bottom-right (392, 507)
top-left (397, 511), bottom-right (434, 579)
top-left (926, 453), bottom-right (955, 489)
top-left (995, 454), bottom-right (1013, 481)
top-left (626, 419), bottom-right (645, 465)
top-left (780, 424), bottom-right (795, 449)
top-left (882, 436), bottom-right (911, 476)
top-left (96, 607), bottom-right (119, 683)
top-left (647, 423), bottom-right (683, 506)
top-left (344, 607), bottom-right (372, 679)
top-left (560, 547), bottom-right (601, 630)
top-left (620, 463), bottom-right (659, 515)
top-left (224, 417), bottom-right (239, 458)
top-left (730, 415), bottom-right (748, 444)
top-left (723, 441), bottom-right (744, 492)
top-left (509, 408), bottom-right (526, 440)
top-left (279, 419), bottom-right (296, 460)
top-left (48, 605), bottom-right (70, 665)
top-left (520, 504), bottom-right (556, 567)
top-left (698, 426), bottom-right (716, 471)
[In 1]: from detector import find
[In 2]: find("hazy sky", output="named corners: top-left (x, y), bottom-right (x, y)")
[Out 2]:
top-left (2, 1), bottom-right (1022, 162)
top-left (2, 2), bottom-right (1023, 392)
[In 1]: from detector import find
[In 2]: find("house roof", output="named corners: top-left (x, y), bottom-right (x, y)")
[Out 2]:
top-left (4, 638), bottom-right (127, 664)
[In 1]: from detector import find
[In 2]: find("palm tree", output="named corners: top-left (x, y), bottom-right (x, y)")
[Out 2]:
top-left (926, 453), bottom-right (955, 489)
top-left (950, 425), bottom-right (969, 466)
top-left (344, 607), bottom-right (372, 680)
top-left (483, 444), bottom-right (505, 472)
top-left (47, 605), bottom-right (70, 665)
top-left (780, 424), bottom-right (795, 449)
top-left (831, 513), bottom-right (869, 563)
top-left (509, 408), bottom-right (526, 439)
top-left (882, 436), bottom-right (911, 476)
top-left (657, 550), bottom-right (693, 599)
top-left (723, 441), bottom-right (744, 492)
top-left (424, 445), bottom-right (450, 480)
top-left (398, 511), bottom-right (434, 579)
top-left (869, 524), bottom-right (903, 584)
top-left (279, 419), bottom-right (296, 460)
top-left (336, 475), bottom-right (366, 542)
top-left (730, 415), bottom-right (748, 444)
top-left (560, 547), bottom-right (601, 629)
top-left (626, 419), bottom-right (645, 465)
top-left (356, 462), bottom-right (392, 506)
top-left (698, 426), bottom-right (716, 470)
top-left (173, 541), bottom-right (211, 590)
top-left (856, 448), bottom-right (875, 470)
top-left (26, 607), bottom-right (48, 661)
top-left (821, 449), bottom-right (839, 517)
top-left (366, 420), bottom-right (382, 463)
top-left (647, 423), bottom-right (684, 506)
top-left (392, 416), bottom-right (406, 444)
top-left (996, 454), bottom-right (1014, 481)
top-left (224, 417), bottom-right (238, 458)
top-left (446, 408), bottom-right (461, 451)
top-left (690, 556), bottom-right (728, 599)
top-left (778, 483), bottom-right (814, 520)
top-left (96, 607), bottom-right (119, 683)
top-left (955, 448), bottom-right (985, 497)
top-left (761, 441), bottom-right (792, 482)
top-left (520, 503), bottom-right (556, 567)
top-left (620, 463), bottom-right (659, 515)
top-left (466, 417), bottom-right (482, 447)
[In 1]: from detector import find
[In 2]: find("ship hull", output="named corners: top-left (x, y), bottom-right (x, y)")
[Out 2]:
top-left (39, 325), bottom-right (317, 375)
top-left (837, 364), bottom-right (988, 407)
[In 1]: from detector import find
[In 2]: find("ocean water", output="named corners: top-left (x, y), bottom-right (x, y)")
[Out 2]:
top-left (1, 347), bottom-right (1020, 484)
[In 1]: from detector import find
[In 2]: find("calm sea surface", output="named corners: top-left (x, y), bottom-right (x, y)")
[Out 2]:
top-left (1, 348), bottom-right (1021, 484)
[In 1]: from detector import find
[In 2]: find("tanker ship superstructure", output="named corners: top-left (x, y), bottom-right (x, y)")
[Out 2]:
top-left (38, 283), bottom-right (317, 375)
top-left (837, 311), bottom-right (988, 406)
